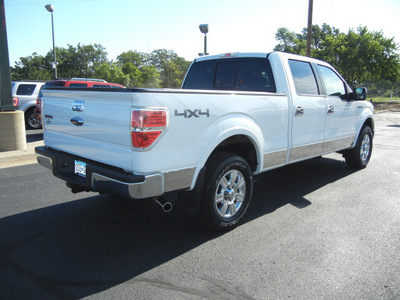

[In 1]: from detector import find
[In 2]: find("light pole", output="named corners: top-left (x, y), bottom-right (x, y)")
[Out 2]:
top-left (199, 24), bottom-right (209, 56)
top-left (45, 4), bottom-right (57, 79)
top-left (306, 0), bottom-right (313, 57)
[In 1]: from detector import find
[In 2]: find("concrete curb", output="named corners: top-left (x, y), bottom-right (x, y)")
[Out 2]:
top-left (0, 140), bottom-right (44, 169)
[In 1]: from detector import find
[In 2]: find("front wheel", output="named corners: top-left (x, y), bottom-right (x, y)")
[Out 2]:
top-left (200, 153), bottom-right (253, 231)
top-left (344, 126), bottom-right (373, 169)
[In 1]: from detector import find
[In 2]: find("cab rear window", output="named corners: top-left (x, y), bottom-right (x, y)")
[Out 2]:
top-left (183, 57), bottom-right (276, 93)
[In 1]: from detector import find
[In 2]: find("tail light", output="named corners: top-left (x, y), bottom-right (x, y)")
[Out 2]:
top-left (12, 97), bottom-right (19, 106)
top-left (36, 97), bottom-right (42, 108)
top-left (131, 109), bottom-right (168, 149)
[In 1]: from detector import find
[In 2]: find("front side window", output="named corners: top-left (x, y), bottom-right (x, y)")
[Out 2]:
top-left (317, 65), bottom-right (346, 98)
top-left (289, 60), bottom-right (319, 95)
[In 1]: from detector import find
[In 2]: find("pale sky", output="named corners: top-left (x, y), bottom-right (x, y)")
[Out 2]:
top-left (4, 0), bottom-right (400, 66)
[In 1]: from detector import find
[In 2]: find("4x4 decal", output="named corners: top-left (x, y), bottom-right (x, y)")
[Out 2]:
top-left (174, 109), bottom-right (210, 118)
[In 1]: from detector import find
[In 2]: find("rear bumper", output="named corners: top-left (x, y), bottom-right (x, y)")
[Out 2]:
top-left (35, 146), bottom-right (162, 199)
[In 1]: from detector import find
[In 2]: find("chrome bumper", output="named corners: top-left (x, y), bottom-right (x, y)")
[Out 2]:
top-left (35, 146), bottom-right (162, 199)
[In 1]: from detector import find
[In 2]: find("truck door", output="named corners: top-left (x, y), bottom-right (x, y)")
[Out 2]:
top-left (316, 64), bottom-right (357, 152)
top-left (287, 59), bottom-right (326, 162)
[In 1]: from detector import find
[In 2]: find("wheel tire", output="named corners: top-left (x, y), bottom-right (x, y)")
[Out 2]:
top-left (344, 126), bottom-right (373, 169)
top-left (200, 152), bottom-right (253, 231)
top-left (25, 107), bottom-right (42, 130)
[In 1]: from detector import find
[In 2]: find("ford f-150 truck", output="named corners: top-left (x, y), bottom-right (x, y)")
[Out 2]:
top-left (35, 52), bottom-right (374, 230)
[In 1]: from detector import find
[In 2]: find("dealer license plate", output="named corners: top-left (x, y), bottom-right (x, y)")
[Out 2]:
top-left (74, 160), bottom-right (86, 178)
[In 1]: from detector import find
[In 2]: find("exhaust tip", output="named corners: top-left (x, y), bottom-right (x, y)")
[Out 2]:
top-left (155, 197), bottom-right (173, 213)
top-left (162, 202), bottom-right (173, 213)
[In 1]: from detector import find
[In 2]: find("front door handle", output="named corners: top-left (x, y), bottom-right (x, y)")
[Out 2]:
top-left (295, 106), bottom-right (304, 117)
top-left (327, 105), bottom-right (335, 114)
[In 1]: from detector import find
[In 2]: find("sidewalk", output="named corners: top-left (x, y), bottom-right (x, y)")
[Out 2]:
top-left (0, 133), bottom-right (44, 169)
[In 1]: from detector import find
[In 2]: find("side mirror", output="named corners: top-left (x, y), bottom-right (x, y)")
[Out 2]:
top-left (350, 87), bottom-right (367, 100)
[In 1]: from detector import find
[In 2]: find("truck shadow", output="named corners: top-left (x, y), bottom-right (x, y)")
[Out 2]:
top-left (0, 156), bottom-right (355, 299)
top-left (248, 156), bottom-right (355, 217)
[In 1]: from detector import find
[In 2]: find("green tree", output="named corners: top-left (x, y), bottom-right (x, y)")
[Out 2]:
top-left (116, 51), bottom-right (160, 88)
top-left (10, 53), bottom-right (52, 81)
top-left (54, 43), bottom-right (108, 78)
top-left (149, 49), bottom-right (191, 88)
top-left (162, 60), bottom-right (184, 88)
top-left (11, 43), bottom-right (109, 81)
top-left (11, 45), bottom-right (191, 88)
top-left (274, 24), bottom-right (400, 85)
top-left (117, 50), bottom-right (149, 69)
top-left (93, 62), bottom-right (130, 86)
top-left (139, 65), bottom-right (161, 88)
top-left (274, 27), bottom-right (305, 55)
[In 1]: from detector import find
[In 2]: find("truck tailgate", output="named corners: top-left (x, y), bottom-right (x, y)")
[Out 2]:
top-left (42, 89), bottom-right (133, 170)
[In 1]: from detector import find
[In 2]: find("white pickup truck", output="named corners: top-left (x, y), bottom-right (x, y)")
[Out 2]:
top-left (36, 52), bottom-right (374, 230)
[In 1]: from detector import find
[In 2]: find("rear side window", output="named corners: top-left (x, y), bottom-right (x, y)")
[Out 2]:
top-left (289, 60), bottom-right (319, 95)
top-left (236, 59), bottom-right (275, 92)
top-left (92, 84), bottom-right (110, 88)
top-left (16, 84), bottom-right (36, 95)
top-left (68, 83), bottom-right (88, 87)
top-left (183, 57), bottom-right (276, 92)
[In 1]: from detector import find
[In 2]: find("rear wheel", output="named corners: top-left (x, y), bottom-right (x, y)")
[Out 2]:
top-left (344, 126), bottom-right (373, 169)
top-left (200, 153), bottom-right (253, 231)
top-left (25, 107), bottom-right (42, 130)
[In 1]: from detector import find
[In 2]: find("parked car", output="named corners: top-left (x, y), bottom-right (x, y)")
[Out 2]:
top-left (42, 78), bottom-right (125, 88)
top-left (34, 78), bottom-right (125, 121)
top-left (11, 81), bottom-right (45, 129)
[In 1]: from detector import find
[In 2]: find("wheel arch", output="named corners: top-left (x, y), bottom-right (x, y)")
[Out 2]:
top-left (363, 117), bottom-right (374, 133)
top-left (189, 125), bottom-right (263, 190)
top-left (207, 134), bottom-right (259, 172)
top-left (351, 109), bottom-right (375, 148)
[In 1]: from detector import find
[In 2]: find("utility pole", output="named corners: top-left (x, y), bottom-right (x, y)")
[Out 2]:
top-left (0, 0), bottom-right (13, 112)
top-left (306, 0), bottom-right (313, 57)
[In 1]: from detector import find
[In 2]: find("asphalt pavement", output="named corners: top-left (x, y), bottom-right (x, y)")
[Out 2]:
top-left (0, 112), bottom-right (399, 300)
